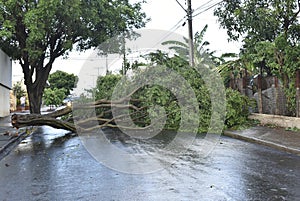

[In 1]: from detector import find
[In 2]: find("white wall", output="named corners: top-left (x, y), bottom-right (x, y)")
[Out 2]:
top-left (0, 49), bottom-right (12, 117)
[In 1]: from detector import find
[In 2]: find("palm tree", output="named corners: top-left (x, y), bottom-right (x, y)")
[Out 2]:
top-left (162, 25), bottom-right (212, 63)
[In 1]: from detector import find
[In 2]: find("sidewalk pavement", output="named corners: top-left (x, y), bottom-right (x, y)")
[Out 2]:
top-left (0, 115), bottom-right (16, 149)
top-left (224, 126), bottom-right (300, 156)
top-left (0, 115), bottom-right (29, 160)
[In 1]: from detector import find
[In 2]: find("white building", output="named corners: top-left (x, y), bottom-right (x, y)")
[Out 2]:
top-left (0, 49), bottom-right (12, 117)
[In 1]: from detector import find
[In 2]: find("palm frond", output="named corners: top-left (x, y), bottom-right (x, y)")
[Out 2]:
top-left (162, 40), bottom-right (188, 49)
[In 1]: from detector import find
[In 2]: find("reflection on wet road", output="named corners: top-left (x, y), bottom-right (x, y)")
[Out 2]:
top-left (0, 126), bottom-right (299, 201)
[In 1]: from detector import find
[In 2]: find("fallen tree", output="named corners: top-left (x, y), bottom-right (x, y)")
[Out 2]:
top-left (11, 91), bottom-right (149, 133)
top-left (10, 64), bottom-right (254, 134)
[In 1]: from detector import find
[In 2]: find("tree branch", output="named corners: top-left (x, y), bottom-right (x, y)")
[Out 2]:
top-left (11, 87), bottom-right (152, 134)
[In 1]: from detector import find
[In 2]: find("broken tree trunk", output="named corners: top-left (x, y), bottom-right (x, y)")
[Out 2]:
top-left (11, 111), bottom-right (77, 133)
top-left (11, 92), bottom-right (147, 133)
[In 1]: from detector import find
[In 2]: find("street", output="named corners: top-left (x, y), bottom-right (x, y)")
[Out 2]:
top-left (0, 126), bottom-right (299, 201)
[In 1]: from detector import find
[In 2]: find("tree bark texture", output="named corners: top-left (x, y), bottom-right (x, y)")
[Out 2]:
top-left (11, 95), bottom-right (148, 133)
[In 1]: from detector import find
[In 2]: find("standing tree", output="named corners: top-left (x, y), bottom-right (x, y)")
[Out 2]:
top-left (214, 0), bottom-right (300, 114)
top-left (0, 0), bottom-right (148, 114)
top-left (162, 25), bottom-right (212, 62)
top-left (214, 0), bottom-right (300, 74)
top-left (48, 70), bottom-right (77, 97)
top-left (43, 88), bottom-right (66, 109)
top-left (161, 25), bottom-right (230, 66)
top-left (12, 81), bottom-right (26, 105)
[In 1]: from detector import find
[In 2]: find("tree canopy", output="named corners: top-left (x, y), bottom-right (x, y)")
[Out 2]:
top-left (0, 0), bottom-right (148, 113)
top-left (43, 87), bottom-right (66, 109)
top-left (48, 70), bottom-right (77, 97)
top-left (214, 0), bottom-right (300, 47)
top-left (162, 25), bottom-right (212, 62)
top-left (215, 0), bottom-right (300, 114)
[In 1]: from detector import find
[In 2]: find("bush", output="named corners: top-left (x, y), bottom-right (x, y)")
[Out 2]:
top-left (43, 88), bottom-right (66, 107)
top-left (94, 74), bottom-right (122, 100)
top-left (225, 88), bottom-right (255, 128)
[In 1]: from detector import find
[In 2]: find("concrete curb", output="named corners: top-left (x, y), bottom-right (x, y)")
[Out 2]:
top-left (0, 131), bottom-right (29, 161)
top-left (223, 130), bottom-right (300, 156)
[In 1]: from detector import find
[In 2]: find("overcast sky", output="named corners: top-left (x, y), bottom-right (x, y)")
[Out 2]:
top-left (142, 0), bottom-right (241, 52)
top-left (12, 0), bottom-right (241, 81)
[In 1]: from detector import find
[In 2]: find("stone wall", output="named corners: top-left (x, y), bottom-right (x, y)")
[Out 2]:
top-left (253, 86), bottom-right (287, 115)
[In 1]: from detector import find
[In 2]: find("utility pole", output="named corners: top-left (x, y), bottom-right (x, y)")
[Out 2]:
top-left (175, 0), bottom-right (194, 66)
top-left (187, 0), bottom-right (194, 66)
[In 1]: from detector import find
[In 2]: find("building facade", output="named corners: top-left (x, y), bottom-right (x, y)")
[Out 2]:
top-left (0, 49), bottom-right (12, 117)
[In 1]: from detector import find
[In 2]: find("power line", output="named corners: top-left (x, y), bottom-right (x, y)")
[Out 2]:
top-left (67, 16), bottom-right (188, 62)
top-left (168, 16), bottom-right (188, 33)
top-left (193, 1), bottom-right (223, 18)
top-left (193, 0), bottom-right (217, 13)
top-left (175, 0), bottom-right (187, 12)
top-left (152, 16), bottom-right (187, 48)
top-left (59, 57), bottom-right (115, 61)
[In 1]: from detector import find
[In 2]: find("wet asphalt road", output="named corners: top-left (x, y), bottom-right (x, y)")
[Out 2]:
top-left (0, 126), bottom-right (299, 201)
